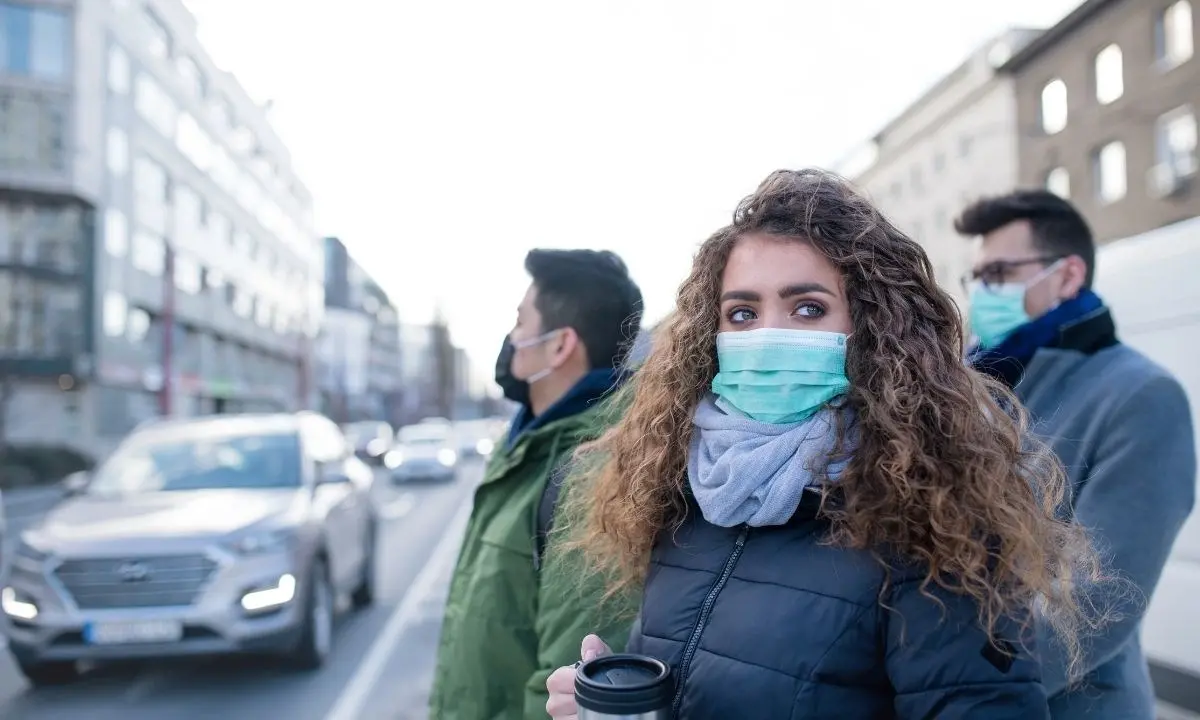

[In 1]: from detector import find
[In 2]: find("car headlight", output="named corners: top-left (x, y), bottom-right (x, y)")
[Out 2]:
top-left (225, 528), bottom-right (295, 556)
top-left (475, 438), bottom-right (495, 456)
top-left (437, 449), bottom-right (457, 467)
top-left (384, 450), bottom-right (403, 469)
top-left (2, 587), bottom-right (38, 620)
top-left (240, 573), bottom-right (297, 612)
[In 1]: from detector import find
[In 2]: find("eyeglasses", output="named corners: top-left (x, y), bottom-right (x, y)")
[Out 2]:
top-left (960, 255), bottom-right (1063, 292)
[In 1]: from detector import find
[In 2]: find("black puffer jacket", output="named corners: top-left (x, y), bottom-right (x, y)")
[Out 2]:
top-left (625, 491), bottom-right (1049, 719)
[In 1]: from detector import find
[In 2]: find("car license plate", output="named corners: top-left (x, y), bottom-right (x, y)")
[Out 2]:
top-left (84, 620), bottom-right (184, 645)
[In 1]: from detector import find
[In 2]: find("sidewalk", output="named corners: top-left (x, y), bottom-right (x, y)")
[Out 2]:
top-left (386, 553), bottom-right (456, 720)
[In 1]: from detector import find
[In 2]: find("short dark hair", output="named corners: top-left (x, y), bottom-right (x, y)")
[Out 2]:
top-left (524, 248), bottom-right (643, 369)
top-left (954, 189), bottom-right (1096, 287)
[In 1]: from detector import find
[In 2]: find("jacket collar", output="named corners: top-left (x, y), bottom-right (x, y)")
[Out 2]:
top-left (971, 296), bottom-right (1118, 389)
top-left (507, 367), bottom-right (625, 447)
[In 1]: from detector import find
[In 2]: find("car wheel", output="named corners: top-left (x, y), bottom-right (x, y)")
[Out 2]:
top-left (16, 658), bottom-right (81, 687)
top-left (291, 556), bottom-right (334, 670)
top-left (351, 519), bottom-right (377, 609)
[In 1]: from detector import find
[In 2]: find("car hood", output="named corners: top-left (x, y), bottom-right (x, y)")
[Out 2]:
top-left (397, 444), bottom-right (447, 460)
top-left (31, 489), bottom-right (302, 551)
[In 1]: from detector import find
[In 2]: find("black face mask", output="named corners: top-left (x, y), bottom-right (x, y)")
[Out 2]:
top-left (494, 336), bottom-right (530, 406)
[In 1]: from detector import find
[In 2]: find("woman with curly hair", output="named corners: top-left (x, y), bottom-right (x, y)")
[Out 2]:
top-left (544, 168), bottom-right (1105, 719)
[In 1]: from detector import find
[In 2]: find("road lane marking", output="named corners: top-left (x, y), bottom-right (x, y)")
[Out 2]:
top-left (323, 495), bottom-right (472, 720)
top-left (380, 492), bottom-right (416, 520)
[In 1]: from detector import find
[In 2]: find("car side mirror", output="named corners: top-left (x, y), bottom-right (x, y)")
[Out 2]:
top-left (63, 470), bottom-right (91, 496)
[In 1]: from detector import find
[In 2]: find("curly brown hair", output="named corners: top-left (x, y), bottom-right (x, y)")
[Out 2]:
top-left (562, 168), bottom-right (1107, 675)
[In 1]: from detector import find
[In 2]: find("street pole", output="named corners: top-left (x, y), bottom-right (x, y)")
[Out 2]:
top-left (159, 244), bottom-right (175, 417)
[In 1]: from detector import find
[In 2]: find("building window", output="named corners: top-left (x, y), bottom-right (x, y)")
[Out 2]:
top-left (133, 154), bottom-right (170, 203)
top-left (255, 299), bottom-right (272, 328)
top-left (103, 291), bottom-right (128, 337)
top-left (909, 166), bottom-right (923, 195)
top-left (1041, 78), bottom-right (1068, 134)
top-left (1155, 106), bottom-right (1198, 174)
top-left (134, 74), bottom-right (178, 138)
top-left (958, 135), bottom-right (973, 158)
top-left (206, 268), bottom-right (224, 294)
top-left (211, 98), bottom-right (234, 132)
top-left (105, 207), bottom-right (129, 257)
top-left (132, 230), bottom-right (165, 275)
top-left (0, 88), bottom-right (67, 172)
top-left (177, 113), bottom-right (213, 171)
top-left (108, 45), bottom-right (130, 94)
top-left (0, 4), bottom-right (70, 81)
top-left (1045, 167), bottom-right (1071, 199)
top-left (1093, 141), bottom-right (1127, 204)
top-left (209, 210), bottom-right (231, 247)
top-left (176, 55), bottom-right (206, 98)
top-left (1094, 44), bottom-right (1123, 104)
top-left (28, 204), bottom-right (80, 272)
top-left (106, 126), bottom-right (129, 176)
top-left (127, 306), bottom-right (150, 343)
top-left (231, 285), bottom-right (253, 318)
top-left (133, 154), bottom-right (171, 235)
top-left (138, 9), bottom-right (172, 58)
top-left (1157, 1), bottom-right (1194, 68)
top-left (175, 253), bottom-right (202, 294)
top-left (0, 271), bottom-right (78, 355)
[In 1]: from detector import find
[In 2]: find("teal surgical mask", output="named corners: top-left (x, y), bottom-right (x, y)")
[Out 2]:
top-left (967, 260), bottom-right (1063, 349)
top-left (711, 328), bottom-right (850, 424)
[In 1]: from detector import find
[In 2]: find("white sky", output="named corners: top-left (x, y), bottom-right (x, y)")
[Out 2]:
top-left (185, 0), bottom-right (1080, 378)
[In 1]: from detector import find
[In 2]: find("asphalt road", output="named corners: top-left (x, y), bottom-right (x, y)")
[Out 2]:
top-left (0, 462), bottom-right (480, 720)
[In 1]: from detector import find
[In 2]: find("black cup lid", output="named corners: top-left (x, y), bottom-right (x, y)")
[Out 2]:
top-left (575, 653), bottom-right (673, 714)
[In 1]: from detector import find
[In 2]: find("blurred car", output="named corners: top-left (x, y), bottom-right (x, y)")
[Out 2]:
top-left (343, 421), bottom-right (394, 467)
top-left (385, 424), bottom-right (458, 483)
top-left (1, 412), bottom-right (377, 686)
top-left (452, 419), bottom-right (498, 460)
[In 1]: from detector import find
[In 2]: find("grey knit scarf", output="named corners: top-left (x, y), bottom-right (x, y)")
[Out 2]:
top-left (688, 394), bottom-right (852, 527)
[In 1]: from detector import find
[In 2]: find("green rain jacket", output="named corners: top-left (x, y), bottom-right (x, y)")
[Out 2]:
top-left (428, 374), bottom-right (636, 720)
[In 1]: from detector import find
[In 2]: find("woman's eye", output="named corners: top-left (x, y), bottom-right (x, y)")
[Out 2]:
top-left (728, 307), bottom-right (756, 324)
top-left (794, 302), bottom-right (826, 318)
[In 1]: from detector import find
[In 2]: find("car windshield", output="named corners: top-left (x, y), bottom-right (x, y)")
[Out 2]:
top-left (88, 431), bottom-right (303, 495)
top-left (344, 422), bottom-right (389, 443)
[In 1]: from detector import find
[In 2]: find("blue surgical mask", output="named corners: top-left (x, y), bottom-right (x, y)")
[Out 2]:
top-left (711, 328), bottom-right (850, 424)
top-left (967, 260), bottom-right (1063, 349)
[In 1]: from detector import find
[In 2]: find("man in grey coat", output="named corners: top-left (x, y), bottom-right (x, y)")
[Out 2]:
top-left (955, 189), bottom-right (1196, 720)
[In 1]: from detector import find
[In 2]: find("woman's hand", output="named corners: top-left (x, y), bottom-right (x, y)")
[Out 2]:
top-left (546, 634), bottom-right (612, 719)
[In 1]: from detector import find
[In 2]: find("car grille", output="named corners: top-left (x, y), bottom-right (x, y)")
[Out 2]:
top-left (53, 554), bottom-right (218, 609)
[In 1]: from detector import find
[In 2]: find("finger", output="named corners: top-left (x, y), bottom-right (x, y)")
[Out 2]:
top-left (545, 689), bottom-right (579, 719)
top-left (546, 665), bottom-right (577, 694)
top-left (580, 633), bottom-right (612, 662)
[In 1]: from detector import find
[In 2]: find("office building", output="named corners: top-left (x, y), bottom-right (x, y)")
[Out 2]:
top-left (317, 236), bottom-right (402, 425)
top-left (1001, 0), bottom-right (1200, 242)
top-left (0, 0), bottom-right (324, 458)
top-left (838, 29), bottom-right (1041, 307)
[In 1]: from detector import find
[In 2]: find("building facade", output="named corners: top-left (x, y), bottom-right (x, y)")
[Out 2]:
top-left (1, 0), bottom-right (324, 458)
top-left (317, 236), bottom-right (402, 426)
top-left (838, 28), bottom-right (1041, 308)
top-left (1003, 0), bottom-right (1200, 242)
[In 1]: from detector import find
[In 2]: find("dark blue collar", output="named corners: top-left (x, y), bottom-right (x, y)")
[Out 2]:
top-left (507, 367), bottom-right (625, 447)
top-left (969, 289), bottom-right (1114, 388)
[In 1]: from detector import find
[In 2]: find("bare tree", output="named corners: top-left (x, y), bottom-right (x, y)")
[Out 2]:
top-left (430, 310), bottom-right (456, 420)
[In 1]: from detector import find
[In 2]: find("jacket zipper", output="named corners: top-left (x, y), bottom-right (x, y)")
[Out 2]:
top-left (670, 525), bottom-right (749, 717)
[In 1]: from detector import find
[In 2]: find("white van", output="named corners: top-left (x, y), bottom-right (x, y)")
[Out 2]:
top-left (1095, 216), bottom-right (1200, 714)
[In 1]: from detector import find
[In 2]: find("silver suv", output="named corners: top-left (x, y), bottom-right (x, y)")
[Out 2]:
top-left (1, 412), bottom-right (377, 685)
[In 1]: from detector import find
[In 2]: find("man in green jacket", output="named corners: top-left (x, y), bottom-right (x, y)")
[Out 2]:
top-left (429, 249), bottom-right (644, 720)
